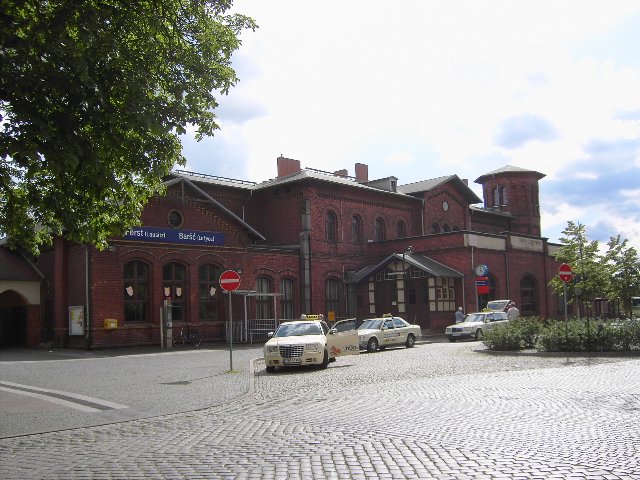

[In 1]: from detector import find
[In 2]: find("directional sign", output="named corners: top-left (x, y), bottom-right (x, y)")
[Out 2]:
top-left (558, 263), bottom-right (573, 283)
top-left (219, 270), bottom-right (241, 291)
top-left (475, 276), bottom-right (489, 294)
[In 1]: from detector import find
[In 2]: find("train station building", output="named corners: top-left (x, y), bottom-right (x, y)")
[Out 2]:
top-left (0, 156), bottom-right (562, 348)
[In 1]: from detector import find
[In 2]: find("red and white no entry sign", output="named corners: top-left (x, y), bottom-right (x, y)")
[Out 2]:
top-left (558, 263), bottom-right (573, 283)
top-left (219, 270), bottom-right (241, 291)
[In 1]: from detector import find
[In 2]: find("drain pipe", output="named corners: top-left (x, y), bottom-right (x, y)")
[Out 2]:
top-left (85, 244), bottom-right (92, 350)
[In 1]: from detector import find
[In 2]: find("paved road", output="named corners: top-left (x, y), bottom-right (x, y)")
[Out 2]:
top-left (1, 339), bottom-right (639, 479)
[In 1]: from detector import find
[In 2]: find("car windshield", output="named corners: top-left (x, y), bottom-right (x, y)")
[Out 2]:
top-left (274, 322), bottom-right (323, 337)
top-left (463, 314), bottom-right (488, 323)
top-left (358, 319), bottom-right (383, 330)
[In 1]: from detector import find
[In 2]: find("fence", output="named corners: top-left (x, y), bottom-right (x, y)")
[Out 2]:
top-left (224, 318), bottom-right (285, 344)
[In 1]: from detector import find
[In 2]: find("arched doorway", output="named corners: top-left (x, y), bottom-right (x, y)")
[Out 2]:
top-left (0, 290), bottom-right (28, 347)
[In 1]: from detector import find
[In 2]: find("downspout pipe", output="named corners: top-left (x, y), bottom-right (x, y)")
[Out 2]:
top-left (85, 245), bottom-right (92, 350)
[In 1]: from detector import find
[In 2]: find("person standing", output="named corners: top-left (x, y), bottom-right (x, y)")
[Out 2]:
top-left (507, 302), bottom-right (520, 320)
top-left (455, 307), bottom-right (465, 323)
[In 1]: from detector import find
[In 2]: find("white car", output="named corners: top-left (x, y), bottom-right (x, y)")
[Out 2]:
top-left (263, 317), bottom-right (359, 372)
top-left (357, 315), bottom-right (422, 352)
top-left (445, 311), bottom-right (509, 341)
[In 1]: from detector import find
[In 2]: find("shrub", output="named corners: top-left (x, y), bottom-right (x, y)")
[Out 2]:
top-left (537, 318), bottom-right (640, 352)
top-left (482, 317), bottom-right (543, 351)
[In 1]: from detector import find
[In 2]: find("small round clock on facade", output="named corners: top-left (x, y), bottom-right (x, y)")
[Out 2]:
top-left (442, 201), bottom-right (449, 211)
top-left (475, 264), bottom-right (488, 276)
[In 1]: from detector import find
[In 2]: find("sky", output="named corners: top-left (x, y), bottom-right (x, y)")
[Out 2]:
top-left (180, 0), bottom-right (640, 251)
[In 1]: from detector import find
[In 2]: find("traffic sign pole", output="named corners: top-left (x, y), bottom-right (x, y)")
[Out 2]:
top-left (219, 270), bottom-right (241, 372)
top-left (228, 290), bottom-right (233, 371)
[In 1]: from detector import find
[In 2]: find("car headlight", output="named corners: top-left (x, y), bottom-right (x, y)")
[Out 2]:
top-left (445, 327), bottom-right (451, 334)
top-left (305, 343), bottom-right (321, 352)
top-left (265, 345), bottom-right (279, 354)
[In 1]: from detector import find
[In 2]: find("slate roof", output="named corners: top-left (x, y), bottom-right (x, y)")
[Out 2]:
top-left (398, 175), bottom-right (482, 204)
top-left (474, 164), bottom-right (545, 183)
top-left (350, 252), bottom-right (463, 284)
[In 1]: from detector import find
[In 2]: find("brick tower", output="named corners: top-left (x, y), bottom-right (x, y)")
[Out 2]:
top-left (474, 165), bottom-right (546, 236)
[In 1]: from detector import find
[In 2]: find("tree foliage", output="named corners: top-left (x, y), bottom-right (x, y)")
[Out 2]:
top-left (0, 1), bottom-right (256, 254)
top-left (550, 221), bottom-right (640, 316)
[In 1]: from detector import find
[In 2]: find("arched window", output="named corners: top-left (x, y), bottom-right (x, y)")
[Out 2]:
top-left (500, 186), bottom-right (508, 206)
top-left (199, 264), bottom-right (221, 321)
top-left (351, 215), bottom-right (363, 244)
top-left (325, 278), bottom-right (342, 318)
top-left (493, 187), bottom-right (500, 207)
top-left (442, 224), bottom-right (450, 233)
top-left (124, 261), bottom-right (149, 322)
top-left (374, 218), bottom-right (386, 241)
top-left (520, 276), bottom-right (538, 315)
top-left (163, 262), bottom-right (187, 322)
top-left (326, 211), bottom-right (337, 242)
top-left (397, 220), bottom-right (407, 238)
top-left (256, 276), bottom-right (274, 319)
top-left (280, 278), bottom-right (295, 320)
top-left (431, 223), bottom-right (440, 234)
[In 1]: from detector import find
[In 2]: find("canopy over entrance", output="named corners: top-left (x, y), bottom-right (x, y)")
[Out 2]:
top-left (349, 252), bottom-right (464, 284)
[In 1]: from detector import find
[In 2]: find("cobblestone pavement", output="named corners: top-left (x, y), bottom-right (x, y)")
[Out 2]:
top-left (1, 341), bottom-right (640, 479)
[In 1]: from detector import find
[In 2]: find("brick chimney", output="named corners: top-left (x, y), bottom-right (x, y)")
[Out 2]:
top-left (355, 163), bottom-right (368, 183)
top-left (334, 169), bottom-right (348, 177)
top-left (277, 156), bottom-right (301, 178)
top-left (462, 179), bottom-right (468, 186)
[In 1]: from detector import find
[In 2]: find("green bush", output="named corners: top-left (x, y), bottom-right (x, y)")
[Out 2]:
top-left (482, 317), bottom-right (640, 352)
top-left (482, 317), bottom-right (543, 351)
top-left (537, 319), bottom-right (640, 352)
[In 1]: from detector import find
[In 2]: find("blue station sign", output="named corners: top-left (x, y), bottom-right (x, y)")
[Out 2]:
top-left (123, 227), bottom-right (224, 246)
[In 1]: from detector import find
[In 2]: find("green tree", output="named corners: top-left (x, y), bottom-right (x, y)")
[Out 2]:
top-left (1, 1), bottom-right (256, 254)
top-left (550, 221), bottom-right (606, 315)
top-left (602, 235), bottom-right (640, 316)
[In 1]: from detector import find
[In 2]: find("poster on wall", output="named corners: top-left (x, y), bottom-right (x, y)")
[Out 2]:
top-left (69, 306), bottom-right (85, 336)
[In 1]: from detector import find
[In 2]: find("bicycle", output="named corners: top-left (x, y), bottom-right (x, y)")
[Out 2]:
top-left (171, 326), bottom-right (201, 347)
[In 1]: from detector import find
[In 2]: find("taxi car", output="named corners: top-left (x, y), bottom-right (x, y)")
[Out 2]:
top-left (263, 315), bottom-right (359, 372)
top-left (444, 311), bottom-right (509, 341)
top-left (357, 314), bottom-right (422, 353)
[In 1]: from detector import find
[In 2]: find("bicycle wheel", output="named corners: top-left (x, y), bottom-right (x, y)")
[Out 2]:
top-left (190, 332), bottom-right (201, 347)
top-left (172, 334), bottom-right (185, 347)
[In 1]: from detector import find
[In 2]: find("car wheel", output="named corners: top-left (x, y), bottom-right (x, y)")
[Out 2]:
top-left (320, 350), bottom-right (329, 369)
top-left (405, 334), bottom-right (415, 348)
top-left (367, 337), bottom-right (379, 353)
top-left (266, 365), bottom-right (275, 373)
top-left (475, 329), bottom-right (483, 340)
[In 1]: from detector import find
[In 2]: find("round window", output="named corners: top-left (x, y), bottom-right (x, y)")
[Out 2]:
top-left (167, 210), bottom-right (184, 228)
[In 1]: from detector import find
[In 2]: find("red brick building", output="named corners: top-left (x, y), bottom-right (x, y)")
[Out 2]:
top-left (0, 157), bottom-right (563, 348)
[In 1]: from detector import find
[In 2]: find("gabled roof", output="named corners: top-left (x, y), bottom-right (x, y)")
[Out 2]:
top-left (350, 252), bottom-right (463, 284)
top-left (398, 175), bottom-right (482, 204)
top-left (0, 244), bottom-right (44, 281)
top-left (166, 173), bottom-right (266, 241)
top-left (474, 165), bottom-right (545, 183)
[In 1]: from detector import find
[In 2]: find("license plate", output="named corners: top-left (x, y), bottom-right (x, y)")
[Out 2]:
top-left (283, 358), bottom-right (301, 365)
top-left (453, 333), bottom-right (461, 336)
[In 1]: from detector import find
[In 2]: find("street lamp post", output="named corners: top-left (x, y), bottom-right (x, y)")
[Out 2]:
top-left (402, 246), bottom-right (414, 320)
